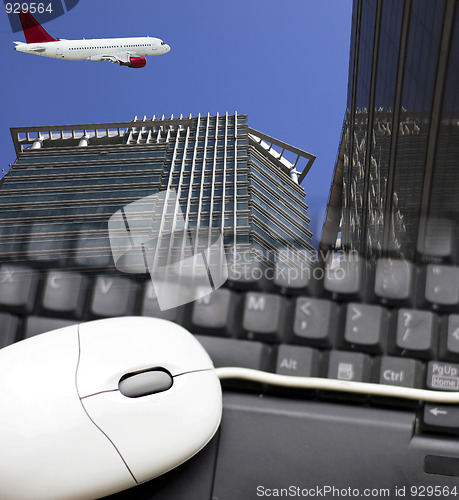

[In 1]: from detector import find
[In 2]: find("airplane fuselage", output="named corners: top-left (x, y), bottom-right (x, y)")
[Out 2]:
top-left (14, 36), bottom-right (170, 61)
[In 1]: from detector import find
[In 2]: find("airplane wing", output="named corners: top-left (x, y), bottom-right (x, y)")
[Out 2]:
top-left (99, 51), bottom-right (133, 64)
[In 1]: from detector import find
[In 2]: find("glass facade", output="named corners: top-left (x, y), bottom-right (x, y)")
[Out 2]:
top-left (366, 0), bottom-right (403, 256)
top-left (0, 146), bottom-right (167, 266)
top-left (3, 114), bottom-right (314, 272)
top-left (328, 0), bottom-right (458, 263)
top-left (425, 5), bottom-right (459, 256)
top-left (388, 0), bottom-right (445, 258)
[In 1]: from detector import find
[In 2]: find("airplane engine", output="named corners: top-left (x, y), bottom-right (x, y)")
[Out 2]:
top-left (120, 56), bottom-right (147, 68)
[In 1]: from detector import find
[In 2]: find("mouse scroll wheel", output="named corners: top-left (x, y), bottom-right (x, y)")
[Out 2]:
top-left (118, 369), bottom-right (173, 398)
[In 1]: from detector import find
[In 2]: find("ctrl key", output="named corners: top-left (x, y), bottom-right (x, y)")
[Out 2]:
top-left (376, 356), bottom-right (424, 388)
top-left (373, 356), bottom-right (424, 407)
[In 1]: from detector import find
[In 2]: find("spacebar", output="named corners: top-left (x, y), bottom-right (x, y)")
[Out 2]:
top-left (194, 335), bottom-right (272, 391)
top-left (194, 335), bottom-right (271, 370)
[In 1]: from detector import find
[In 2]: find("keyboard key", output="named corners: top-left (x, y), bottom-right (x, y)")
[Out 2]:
top-left (446, 315), bottom-right (459, 357)
top-left (323, 251), bottom-right (362, 297)
top-left (275, 345), bottom-right (320, 377)
top-left (90, 276), bottom-right (138, 317)
top-left (226, 249), bottom-right (271, 290)
top-left (327, 351), bottom-right (371, 382)
top-left (426, 361), bottom-right (459, 392)
top-left (395, 309), bottom-right (436, 359)
top-left (425, 264), bottom-right (459, 307)
top-left (191, 288), bottom-right (236, 335)
top-left (41, 271), bottom-right (87, 318)
top-left (374, 258), bottom-right (414, 303)
top-left (292, 297), bottom-right (338, 348)
top-left (268, 345), bottom-right (321, 397)
top-left (0, 265), bottom-right (39, 313)
top-left (423, 404), bottom-right (459, 434)
top-left (74, 226), bottom-right (113, 268)
top-left (195, 335), bottom-right (270, 392)
top-left (274, 249), bottom-right (312, 290)
top-left (25, 222), bottom-right (68, 265)
top-left (25, 316), bottom-right (78, 338)
top-left (0, 225), bottom-right (21, 257)
top-left (194, 335), bottom-right (271, 371)
top-left (242, 292), bottom-right (287, 342)
top-left (375, 356), bottom-right (424, 388)
top-left (0, 313), bottom-right (19, 348)
top-left (343, 303), bottom-right (388, 353)
top-left (419, 218), bottom-right (457, 260)
top-left (141, 281), bottom-right (182, 322)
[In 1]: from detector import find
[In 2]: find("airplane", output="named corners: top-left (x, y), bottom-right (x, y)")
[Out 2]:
top-left (13, 11), bottom-right (170, 68)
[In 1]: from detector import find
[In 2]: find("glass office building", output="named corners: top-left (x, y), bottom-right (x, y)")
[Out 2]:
top-left (322, 0), bottom-right (459, 264)
top-left (2, 113), bottom-right (316, 274)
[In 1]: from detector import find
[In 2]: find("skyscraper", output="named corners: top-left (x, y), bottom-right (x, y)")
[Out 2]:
top-left (322, 0), bottom-right (459, 264)
top-left (3, 113), bottom-right (316, 284)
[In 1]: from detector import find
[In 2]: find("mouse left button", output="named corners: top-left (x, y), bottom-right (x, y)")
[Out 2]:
top-left (0, 324), bottom-right (137, 500)
top-left (119, 369), bottom-right (173, 398)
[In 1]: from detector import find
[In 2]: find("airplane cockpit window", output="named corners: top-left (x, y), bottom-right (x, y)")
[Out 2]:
top-left (161, 41), bottom-right (166, 45)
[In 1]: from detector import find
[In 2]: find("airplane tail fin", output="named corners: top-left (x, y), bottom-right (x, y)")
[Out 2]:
top-left (18, 11), bottom-right (57, 43)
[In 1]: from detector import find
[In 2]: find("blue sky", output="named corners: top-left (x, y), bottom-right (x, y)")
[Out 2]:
top-left (0, 0), bottom-right (352, 247)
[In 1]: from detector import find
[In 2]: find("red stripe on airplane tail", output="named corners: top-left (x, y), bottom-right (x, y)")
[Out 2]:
top-left (18, 11), bottom-right (57, 43)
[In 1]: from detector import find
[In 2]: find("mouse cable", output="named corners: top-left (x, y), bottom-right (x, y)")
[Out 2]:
top-left (214, 367), bottom-right (459, 404)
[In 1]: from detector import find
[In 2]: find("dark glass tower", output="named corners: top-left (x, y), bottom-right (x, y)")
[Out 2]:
top-left (2, 113), bottom-right (316, 276)
top-left (322, 0), bottom-right (459, 264)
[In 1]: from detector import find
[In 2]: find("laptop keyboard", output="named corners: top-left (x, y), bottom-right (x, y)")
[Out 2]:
top-left (1, 253), bottom-right (458, 436)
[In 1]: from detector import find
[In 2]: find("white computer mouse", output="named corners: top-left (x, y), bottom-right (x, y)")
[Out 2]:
top-left (0, 316), bottom-right (222, 500)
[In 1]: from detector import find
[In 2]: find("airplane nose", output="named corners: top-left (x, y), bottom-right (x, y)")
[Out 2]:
top-left (165, 44), bottom-right (171, 53)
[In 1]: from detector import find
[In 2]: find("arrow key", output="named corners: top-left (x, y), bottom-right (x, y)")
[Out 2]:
top-left (423, 404), bottom-right (459, 435)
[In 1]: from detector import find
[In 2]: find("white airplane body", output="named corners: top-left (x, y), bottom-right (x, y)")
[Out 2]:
top-left (14, 12), bottom-right (170, 68)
